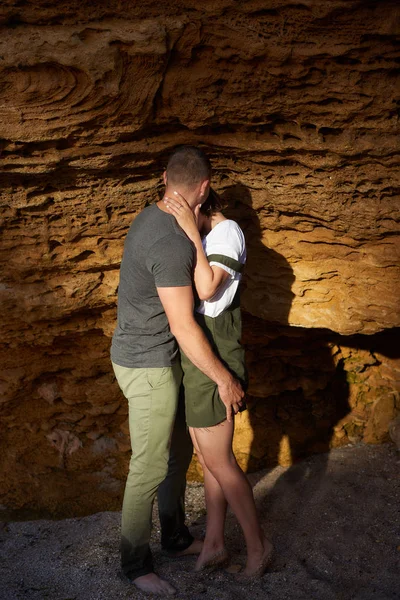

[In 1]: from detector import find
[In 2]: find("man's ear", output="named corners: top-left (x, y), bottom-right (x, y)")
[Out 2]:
top-left (200, 179), bottom-right (210, 197)
top-left (163, 171), bottom-right (168, 185)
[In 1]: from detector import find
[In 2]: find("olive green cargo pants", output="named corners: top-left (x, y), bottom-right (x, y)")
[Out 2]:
top-left (112, 361), bottom-right (194, 580)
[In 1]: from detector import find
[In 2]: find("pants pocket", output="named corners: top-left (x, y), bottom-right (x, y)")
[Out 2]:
top-left (146, 367), bottom-right (170, 390)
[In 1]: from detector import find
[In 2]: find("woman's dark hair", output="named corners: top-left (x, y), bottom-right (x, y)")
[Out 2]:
top-left (200, 187), bottom-right (225, 216)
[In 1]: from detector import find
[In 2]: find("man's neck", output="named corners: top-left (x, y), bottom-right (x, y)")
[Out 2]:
top-left (156, 199), bottom-right (170, 213)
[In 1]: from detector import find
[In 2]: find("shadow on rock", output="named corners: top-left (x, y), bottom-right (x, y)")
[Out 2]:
top-left (220, 183), bottom-right (351, 547)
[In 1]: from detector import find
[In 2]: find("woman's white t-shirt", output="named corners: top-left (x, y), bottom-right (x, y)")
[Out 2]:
top-left (196, 219), bottom-right (246, 318)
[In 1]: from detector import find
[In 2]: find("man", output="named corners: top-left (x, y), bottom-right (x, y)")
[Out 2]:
top-left (111, 146), bottom-right (244, 596)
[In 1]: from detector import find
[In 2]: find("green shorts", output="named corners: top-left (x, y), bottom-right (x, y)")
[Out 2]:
top-left (181, 301), bottom-right (247, 429)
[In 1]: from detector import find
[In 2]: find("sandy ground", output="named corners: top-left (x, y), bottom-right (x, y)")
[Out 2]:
top-left (1, 443), bottom-right (399, 600)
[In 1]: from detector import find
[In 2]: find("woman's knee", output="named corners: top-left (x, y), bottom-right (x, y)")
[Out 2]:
top-left (202, 452), bottom-right (237, 478)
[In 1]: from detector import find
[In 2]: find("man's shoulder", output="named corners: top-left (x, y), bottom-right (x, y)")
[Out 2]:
top-left (128, 205), bottom-right (182, 242)
top-left (129, 203), bottom-right (157, 229)
top-left (149, 230), bottom-right (193, 261)
top-left (132, 204), bottom-right (185, 235)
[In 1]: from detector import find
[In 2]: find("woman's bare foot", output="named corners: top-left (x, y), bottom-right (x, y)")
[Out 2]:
top-left (133, 573), bottom-right (176, 596)
top-left (243, 537), bottom-right (273, 578)
top-left (194, 546), bottom-right (229, 571)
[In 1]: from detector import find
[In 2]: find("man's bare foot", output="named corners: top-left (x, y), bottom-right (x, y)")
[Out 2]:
top-left (194, 546), bottom-right (229, 572)
top-left (242, 537), bottom-right (273, 578)
top-left (168, 538), bottom-right (203, 557)
top-left (133, 573), bottom-right (176, 596)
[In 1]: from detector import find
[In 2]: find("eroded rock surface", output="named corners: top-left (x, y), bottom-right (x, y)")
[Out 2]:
top-left (0, 0), bottom-right (399, 516)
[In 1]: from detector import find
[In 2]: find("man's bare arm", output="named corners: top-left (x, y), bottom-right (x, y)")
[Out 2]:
top-left (157, 285), bottom-right (244, 421)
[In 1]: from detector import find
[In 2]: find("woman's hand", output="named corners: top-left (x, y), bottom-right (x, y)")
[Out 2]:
top-left (164, 192), bottom-right (201, 242)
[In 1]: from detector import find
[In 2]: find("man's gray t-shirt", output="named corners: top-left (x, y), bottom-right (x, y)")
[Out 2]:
top-left (111, 204), bottom-right (194, 368)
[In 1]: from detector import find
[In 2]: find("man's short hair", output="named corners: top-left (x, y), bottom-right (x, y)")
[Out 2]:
top-left (166, 146), bottom-right (211, 187)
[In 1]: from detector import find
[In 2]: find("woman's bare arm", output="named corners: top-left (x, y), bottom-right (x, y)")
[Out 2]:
top-left (164, 193), bottom-right (230, 300)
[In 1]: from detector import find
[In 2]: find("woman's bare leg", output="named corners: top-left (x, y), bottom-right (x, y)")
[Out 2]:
top-left (191, 420), bottom-right (272, 576)
top-left (189, 427), bottom-right (228, 570)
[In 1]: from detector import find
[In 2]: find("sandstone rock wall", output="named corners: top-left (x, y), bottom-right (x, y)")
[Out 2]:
top-left (0, 0), bottom-right (399, 516)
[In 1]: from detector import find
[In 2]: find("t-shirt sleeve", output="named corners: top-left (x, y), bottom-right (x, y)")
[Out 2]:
top-left (146, 234), bottom-right (194, 287)
top-left (206, 222), bottom-right (245, 278)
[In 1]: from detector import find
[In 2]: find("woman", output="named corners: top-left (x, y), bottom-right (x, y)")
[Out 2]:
top-left (164, 189), bottom-right (273, 577)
